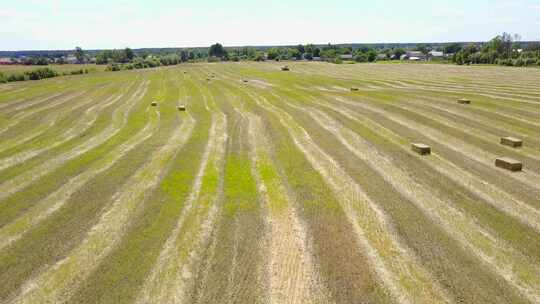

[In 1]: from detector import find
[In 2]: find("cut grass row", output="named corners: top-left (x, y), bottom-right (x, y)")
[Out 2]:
top-left (0, 71), bottom-right (161, 301)
top-left (219, 78), bottom-right (394, 304)
top-left (247, 112), bottom-right (329, 304)
top-left (248, 64), bottom-right (540, 202)
top-left (0, 80), bottom-right (144, 187)
top-left (0, 80), bottom-right (150, 227)
top-left (0, 83), bottom-right (132, 171)
top-left (218, 64), bottom-right (536, 302)
top-left (1, 62), bottom-right (539, 303)
top-left (333, 94), bottom-right (540, 200)
top-left (272, 76), bottom-right (536, 252)
top-left (136, 112), bottom-right (226, 304)
top-left (188, 81), bottom-right (267, 304)
top-left (67, 72), bottom-right (215, 304)
top-left (394, 97), bottom-right (540, 151)
top-left (272, 90), bottom-right (530, 303)
top-left (11, 109), bottom-right (193, 304)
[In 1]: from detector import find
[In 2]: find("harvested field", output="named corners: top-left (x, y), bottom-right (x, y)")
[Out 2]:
top-left (1, 62), bottom-right (539, 304)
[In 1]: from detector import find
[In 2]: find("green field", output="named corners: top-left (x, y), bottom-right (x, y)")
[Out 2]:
top-left (0, 62), bottom-right (539, 304)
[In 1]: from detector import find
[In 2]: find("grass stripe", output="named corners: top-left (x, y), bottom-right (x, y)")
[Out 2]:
top-left (257, 91), bottom-right (451, 304)
top-left (0, 84), bottom-right (160, 302)
top-left (0, 84), bottom-right (129, 170)
top-left (189, 85), bottom-right (267, 304)
top-left (0, 106), bottom-right (159, 251)
top-left (247, 113), bottom-right (330, 304)
top-left (215, 75), bottom-right (392, 304)
top-left (0, 81), bottom-right (149, 200)
top-left (310, 96), bottom-right (540, 235)
top-left (136, 112), bottom-right (226, 304)
top-left (11, 114), bottom-right (195, 304)
top-left (305, 105), bottom-right (540, 303)
top-left (67, 76), bottom-right (215, 304)
top-left (336, 95), bottom-right (540, 193)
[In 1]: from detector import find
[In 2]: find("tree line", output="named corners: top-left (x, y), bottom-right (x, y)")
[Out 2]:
top-left (0, 67), bottom-right (89, 84)
top-left (100, 48), bottom-right (212, 71)
top-left (3, 34), bottom-right (539, 74)
top-left (451, 33), bottom-right (540, 67)
top-left (206, 43), bottom-right (404, 63)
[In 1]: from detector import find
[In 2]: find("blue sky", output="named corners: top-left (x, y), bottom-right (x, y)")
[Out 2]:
top-left (1, 0), bottom-right (539, 50)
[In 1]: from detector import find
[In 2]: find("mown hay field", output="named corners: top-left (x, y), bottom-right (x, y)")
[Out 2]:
top-left (0, 62), bottom-right (539, 304)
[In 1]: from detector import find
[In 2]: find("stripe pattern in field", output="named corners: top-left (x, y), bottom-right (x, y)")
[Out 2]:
top-left (0, 63), bottom-right (539, 304)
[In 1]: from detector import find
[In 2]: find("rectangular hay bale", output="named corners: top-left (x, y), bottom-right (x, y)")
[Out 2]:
top-left (151, 101), bottom-right (157, 106)
top-left (177, 105), bottom-right (186, 111)
top-left (500, 137), bottom-right (522, 148)
top-left (350, 87), bottom-right (359, 91)
top-left (411, 143), bottom-right (431, 155)
top-left (457, 98), bottom-right (471, 104)
top-left (495, 157), bottom-right (522, 172)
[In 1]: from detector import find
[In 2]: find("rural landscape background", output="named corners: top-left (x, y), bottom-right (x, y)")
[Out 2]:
top-left (1, 1), bottom-right (540, 304)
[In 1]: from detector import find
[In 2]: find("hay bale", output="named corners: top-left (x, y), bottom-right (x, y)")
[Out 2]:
top-left (177, 105), bottom-right (186, 111)
top-left (243, 79), bottom-right (249, 83)
top-left (457, 98), bottom-right (471, 104)
top-left (206, 78), bottom-right (211, 81)
top-left (151, 101), bottom-right (158, 106)
top-left (350, 87), bottom-right (359, 91)
top-left (495, 157), bottom-right (522, 171)
top-left (281, 66), bottom-right (290, 71)
top-left (411, 143), bottom-right (431, 155)
top-left (500, 136), bottom-right (522, 148)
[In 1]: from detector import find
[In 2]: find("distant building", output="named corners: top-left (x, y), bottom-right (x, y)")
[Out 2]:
top-left (312, 57), bottom-right (322, 61)
top-left (65, 55), bottom-right (82, 64)
top-left (376, 53), bottom-right (388, 60)
top-left (0, 57), bottom-right (14, 65)
top-left (402, 51), bottom-right (426, 61)
top-left (340, 54), bottom-right (353, 60)
top-left (429, 51), bottom-right (444, 57)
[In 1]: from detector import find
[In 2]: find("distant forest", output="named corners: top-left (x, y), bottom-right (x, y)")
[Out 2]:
top-left (2, 33), bottom-right (540, 78)
top-left (1, 41), bottom-right (539, 59)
